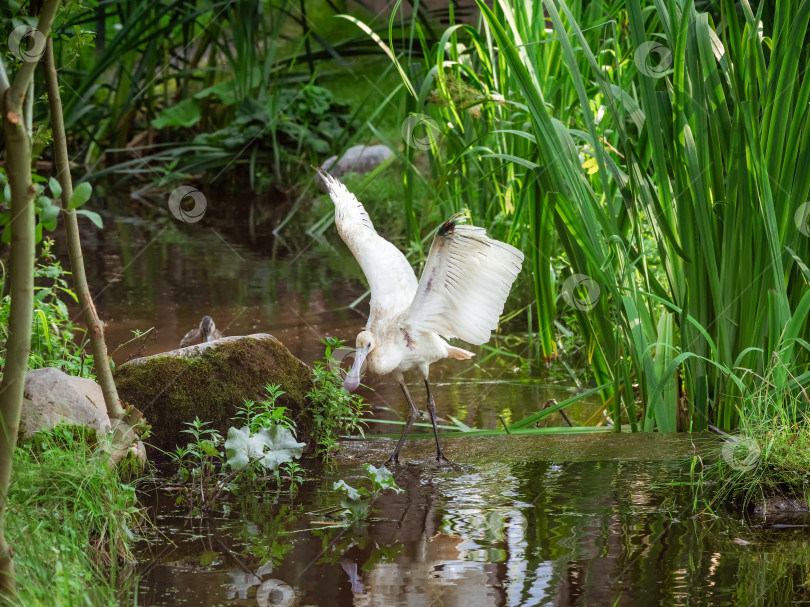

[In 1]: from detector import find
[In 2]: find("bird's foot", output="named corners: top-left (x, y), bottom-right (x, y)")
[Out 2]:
top-left (384, 453), bottom-right (400, 468)
top-left (435, 450), bottom-right (452, 465)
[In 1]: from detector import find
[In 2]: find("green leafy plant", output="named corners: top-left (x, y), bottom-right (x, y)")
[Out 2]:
top-left (236, 384), bottom-right (295, 433)
top-left (308, 338), bottom-right (368, 461)
top-left (278, 460), bottom-right (304, 491)
top-left (168, 409), bottom-right (306, 509)
top-left (0, 238), bottom-right (95, 378)
top-left (224, 424), bottom-right (305, 472)
top-left (0, 170), bottom-right (101, 245)
top-left (333, 464), bottom-right (403, 522)
top-left (174, 417), bottom-right (223, 483)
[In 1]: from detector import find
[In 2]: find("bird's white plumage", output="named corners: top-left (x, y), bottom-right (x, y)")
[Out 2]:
top-left (406, 222), bottom-right (524, 344)
top-left (317, 167), bottom-right (524, 463)
top-left (317, 167), bottom-right (523, 373)
top-left (317, 168), bottom-right (418, 326)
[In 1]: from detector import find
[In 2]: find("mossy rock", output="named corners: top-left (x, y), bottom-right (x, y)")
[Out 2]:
top-left (113, 334), bottom-right (313, 456)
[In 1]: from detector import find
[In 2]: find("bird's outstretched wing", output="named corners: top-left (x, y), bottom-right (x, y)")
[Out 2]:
top-left (405, 216), bottom-right (524, 344)
top-left (316, 168), bottom-right (418, 322)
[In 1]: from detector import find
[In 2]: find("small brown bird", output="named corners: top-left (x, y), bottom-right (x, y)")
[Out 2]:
top-left (180, 315), bottom-right (223, 347)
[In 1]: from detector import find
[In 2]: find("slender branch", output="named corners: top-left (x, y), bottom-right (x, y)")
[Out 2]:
top-left (5, 1), bottom-right (60, 116)
top-left (42, 38), bottom-right (125, 420)
top-left (42, 38), bottom-right (140, 468)
top-left (0, 0), bottom-right (63, 596)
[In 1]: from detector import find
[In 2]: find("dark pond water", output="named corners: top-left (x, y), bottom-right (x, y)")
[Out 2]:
top-left (133, 434), bottom-right (810, 607)
top-left (56, 205), bottom-right (810, 606)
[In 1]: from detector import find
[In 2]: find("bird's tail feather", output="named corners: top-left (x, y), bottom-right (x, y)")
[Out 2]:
top-left (448, 346), bottom-right (474, 360)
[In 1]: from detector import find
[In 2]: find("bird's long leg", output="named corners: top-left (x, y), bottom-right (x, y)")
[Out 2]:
top-left (386, 381), bottom-right (419, 466)
top-left (425, 380), bottom-right (450, 463)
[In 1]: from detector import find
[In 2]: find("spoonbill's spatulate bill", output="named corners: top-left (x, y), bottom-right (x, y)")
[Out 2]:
top-left (316, 167), bottom-right (524, 464)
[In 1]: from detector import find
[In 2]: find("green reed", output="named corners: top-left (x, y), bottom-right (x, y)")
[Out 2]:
top-left (370, 0), bottom-right (810, 431)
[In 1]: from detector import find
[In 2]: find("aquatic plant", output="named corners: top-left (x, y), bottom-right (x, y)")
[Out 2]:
top-left (333, 463), bottom-right (403, 522)
top-left (236, 383), bottom-right (296, 433)
top-left (693, 362), bottom-right (810, 512)
top-left (224, 425), bottom-right (305, 474)
top-left (173, 417), bottom-right (224, 489)
top-left (169, 396), bottom-right (306, 509)
top-left (308, 338), bottom-right (368, 461)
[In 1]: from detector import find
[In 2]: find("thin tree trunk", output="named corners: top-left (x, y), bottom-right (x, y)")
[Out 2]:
top-left (0, 1), bottom-right (61, 595)
top-left (41, 39), bottom-right (141, 464)
top-left (42, 40), bottom-right (123, 420)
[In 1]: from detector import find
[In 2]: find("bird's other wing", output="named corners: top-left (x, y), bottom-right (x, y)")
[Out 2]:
top-left (316, 167), bottom-right (418, 321)
top-left (405, 217), bottom-right (524, 344)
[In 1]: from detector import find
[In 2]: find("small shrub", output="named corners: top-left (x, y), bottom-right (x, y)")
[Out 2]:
top-left (308, 338), bottom-right (368, 461)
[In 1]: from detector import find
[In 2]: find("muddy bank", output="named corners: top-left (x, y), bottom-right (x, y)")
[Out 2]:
top-left (334, 431), bottom-right (714, 465)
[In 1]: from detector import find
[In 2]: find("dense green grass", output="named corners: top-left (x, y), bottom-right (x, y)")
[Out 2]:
top-left (5, 427), bottom-right (141, 606)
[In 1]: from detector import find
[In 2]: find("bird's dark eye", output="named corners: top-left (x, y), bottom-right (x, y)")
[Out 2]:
top-left (367, 342), bottom-right (371, 348)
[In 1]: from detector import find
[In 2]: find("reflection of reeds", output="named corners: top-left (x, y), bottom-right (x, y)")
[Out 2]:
top-left (366, 0), bottom-right (810, 431)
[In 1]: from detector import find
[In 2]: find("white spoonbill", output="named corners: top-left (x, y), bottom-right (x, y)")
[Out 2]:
top-left (315, 167), bottom-right (524, 464)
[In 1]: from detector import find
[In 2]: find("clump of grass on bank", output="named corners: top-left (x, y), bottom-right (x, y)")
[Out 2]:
top-left (695, 381), bottom-right (810, 512)
top-left (5, 425), bottom-right (142, 606)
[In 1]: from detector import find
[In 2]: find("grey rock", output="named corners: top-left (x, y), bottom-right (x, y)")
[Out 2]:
top-left (318, 144), bottom-right (393, 190)
top-left (21, 367), bottom-right (147, 464)
top-left (21, 367), bottom-right (111, 438)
